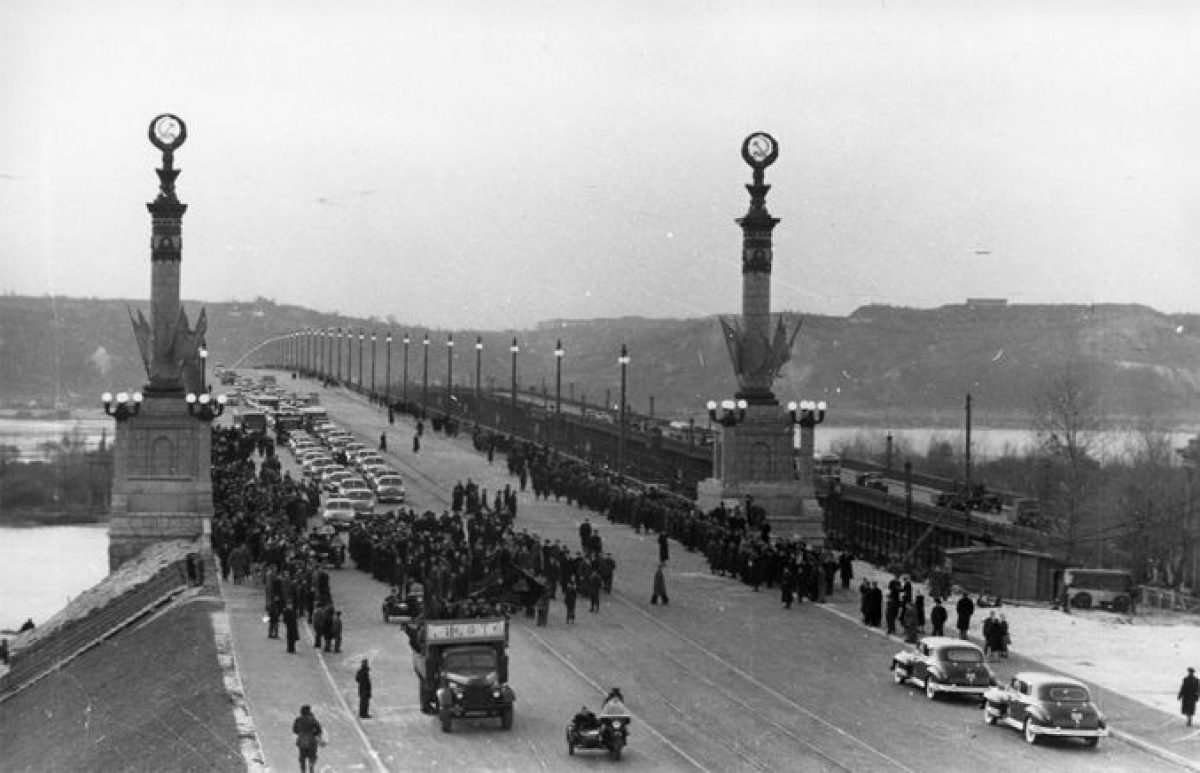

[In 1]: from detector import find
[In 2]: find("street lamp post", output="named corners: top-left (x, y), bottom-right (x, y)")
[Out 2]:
top-left (510, 338), bottom-right (519, 433)
top-left (788, 400), bottom-right (828, 488)
top-left (554, 339), bottom-right (564, 447)
top-left (384, 331), bottom-right (392, 407)
top-left (446, 334), bottom-right (455, 405)
top-left (370, 331), bottom-right (377, 401)
top-left (336, 328), bottom-right (344, 383)
top-left (358, 330), bottom-right (365, 393)
top-left (199, 344), bottom-right (209, 393)
top-left (422, 334), bottom-right (430, 411)
top-left (326, 328), bottom-right (333, 383)
top-left (474, 336), bottom-right (483, 414)
top-left (618, 344), bottom-right (630, 474)
top-left (402, 333), bottom-right (410, 406)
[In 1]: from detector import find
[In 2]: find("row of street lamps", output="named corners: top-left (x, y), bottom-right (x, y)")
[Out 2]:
top-left (278, 329), bottom-right (635, 469)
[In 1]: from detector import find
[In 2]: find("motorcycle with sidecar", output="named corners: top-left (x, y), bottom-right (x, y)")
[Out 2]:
top-left (566, 709), bottom-right (631, 760)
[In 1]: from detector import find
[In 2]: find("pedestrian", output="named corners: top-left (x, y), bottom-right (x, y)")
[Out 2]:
top-left (929, 598), bottom-right (948, 637)
top-left (0, 638), bottom-right (8, 666)
top-left (328, 610), bottom-right (343, 653)
top-left (902, 600), bottom-right (921, 644)
top-left (839, 551), bottom-right (854, 590)
top-left (651, 562), bottom-right (669, 605)
top-left (956, 592), bottom-right (975, 640)
top-left (267, 595), bottom-right (282, 639)
top-left (564, 580), bottom-right (577, 624)
top-left (536, 590), bottom-right (550, 627)
top-left (1179, 667), bottom-right (1199, 726)
top-left (283, 603), bottom-right (300, 654)
top-left (292, 704), bottom-right (324, 773)
top-left (658, 532), bottom-right (670, 564)
top-left (586, 568), bottom-right (601, 613)
top-left (412, 434), bottom-right (421, 453)
top-left (356, 659), bottom-right (372, 718)
top-left (996, 613), bottom-right (1010, 658)
top-left (379, 432), bottom-right (387, 452)
top-left (885, 594), bottom-right (900, 635)
top-left (982, 611), bottom-right (999, 660)
top-left (312, 604), bottom-right (328, 650)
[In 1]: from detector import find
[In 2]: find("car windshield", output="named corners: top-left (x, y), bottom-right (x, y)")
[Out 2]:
top-left (1042, 685), bottom-right (1090, 702)
top-left (378, 477), bottom-right (404, 487)
top-left (345, 490), bottom-right (371, 500)
top-left (326, 500), bottom-right (353, 511)
top-left (941, 647), bottom-right (983, 663)
top-left (444, 650), bottom-right (497, 673)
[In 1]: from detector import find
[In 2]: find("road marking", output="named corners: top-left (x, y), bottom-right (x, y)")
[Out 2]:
top-left (522, 625), bottom-right (713, 772)
top-left (609, 591), bottom-right (919, 773)
top-left (307, 623), bottom-right (388, 773)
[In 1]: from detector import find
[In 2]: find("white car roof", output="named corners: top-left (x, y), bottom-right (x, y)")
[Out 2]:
top-left (1014, 672), bottom-right (1088, 689)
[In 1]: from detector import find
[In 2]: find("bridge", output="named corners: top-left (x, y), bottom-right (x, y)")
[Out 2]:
top-left (235, 339), bottom-right (1061, 573)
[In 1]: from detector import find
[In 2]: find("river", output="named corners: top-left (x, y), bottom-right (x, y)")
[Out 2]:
top-left (0, 524), bottom-right (109, 633)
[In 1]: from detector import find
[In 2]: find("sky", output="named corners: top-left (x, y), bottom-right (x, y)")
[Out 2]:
top-left (1, 0), bottom-right (1198, 331)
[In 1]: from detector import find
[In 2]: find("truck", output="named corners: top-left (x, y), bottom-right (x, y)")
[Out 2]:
top-left (408, 617), bottom-right (515, 732)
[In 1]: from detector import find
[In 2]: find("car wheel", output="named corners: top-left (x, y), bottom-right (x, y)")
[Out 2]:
top-left (1072, 593), bottom-right (1092, 610)
top-left (609, 735), bottom-right (624, 761)
top-left (925, 679), bottom-right (938, 700)
top-left (1023, 719), bottom-right (1039, 745)
top-left (983, 706), bottom-right (997, 725)
top-left (1111, 596), bottom-right (1130, 614)
top-left (501, 706), bottom-right (513, 730)
top-left (439, 706), bottom-right (452, 733)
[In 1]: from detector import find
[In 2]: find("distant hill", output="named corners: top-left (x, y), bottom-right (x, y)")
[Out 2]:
top-left (3, 294), bottom-right (1200, 427)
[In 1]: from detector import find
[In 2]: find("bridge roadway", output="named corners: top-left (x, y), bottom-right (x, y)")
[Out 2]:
top-left (222, 372), bottom-right (1185, 772)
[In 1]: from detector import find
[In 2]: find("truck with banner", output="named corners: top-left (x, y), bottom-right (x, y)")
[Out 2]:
top-left (409, 617), bottom-right (515, 732)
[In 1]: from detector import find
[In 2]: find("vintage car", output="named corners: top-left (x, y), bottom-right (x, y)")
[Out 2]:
top-left (307, 526), bottom-right (346, 569)
top-left (321, 497), bottom-right (356, 526)
top-left (891, 636), bottom-right (994, 700)
top-left (982, 672), bottom-right (1107, 746)
top-left (382, 583), bottom-right (424, 623)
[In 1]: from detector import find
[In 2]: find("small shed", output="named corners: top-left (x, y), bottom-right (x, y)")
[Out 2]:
top-left (944, 546), bottom-right (1060, 602)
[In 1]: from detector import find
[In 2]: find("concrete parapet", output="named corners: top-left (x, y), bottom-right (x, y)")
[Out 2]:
top-left (0, 540), bottom-right (198, 701)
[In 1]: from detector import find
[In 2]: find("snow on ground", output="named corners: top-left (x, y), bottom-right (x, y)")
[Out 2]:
top-left (853, 563), bottom-right (1200, 717)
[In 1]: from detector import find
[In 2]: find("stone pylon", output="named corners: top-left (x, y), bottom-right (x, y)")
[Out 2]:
top-left (107, 115), bottom-right (212, 571)
top-left (697, 133), bottom-right (824, 545)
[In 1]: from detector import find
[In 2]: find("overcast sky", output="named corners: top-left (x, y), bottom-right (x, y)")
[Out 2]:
top-left (2, 1), bottom-right (1197, 330)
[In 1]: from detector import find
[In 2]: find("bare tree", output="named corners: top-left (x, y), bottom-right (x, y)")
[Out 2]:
top-left (1031, 362), bottom-right (1105, 564)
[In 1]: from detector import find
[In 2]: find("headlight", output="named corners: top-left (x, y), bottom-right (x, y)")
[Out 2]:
top-left (492, 689), bottom-right (501, 698)
top-left (612, 720), bottom-right (623, 729)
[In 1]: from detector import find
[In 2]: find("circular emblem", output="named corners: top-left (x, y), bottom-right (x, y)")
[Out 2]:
top-left (741, 132), bottom-right (778, 169)
top-left (149, 114), bottom-right (187, 151)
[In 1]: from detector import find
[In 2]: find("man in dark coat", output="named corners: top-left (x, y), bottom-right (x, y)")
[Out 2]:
top-left (563, 580), bottom-right (578, 624)
top-left (651, 563), bottom-right (669, 605)
top-left (1179, 667), bottom-right (1199, 726)
top-left (292, 705), bottom-right (323, 773)
top-left (658, 532), bottom-right (670, 564)
top-left (868, 582), bottom-right (884, 627)
top-left (356, 659), bottom-right (372, 718)
top-left (283, 603), bottom-right (300, 654)
top-left (956, 593), bottom-right (975, 640)
top-left (839, 552), bottom-right (854, 590)
top-left (929, 598), bottom-right (948, 637)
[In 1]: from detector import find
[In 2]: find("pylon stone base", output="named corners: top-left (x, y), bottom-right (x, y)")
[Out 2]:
top-left (107, 389), bottom-right (212, 571)
top-left (697, 477), bottom-right (826, 546)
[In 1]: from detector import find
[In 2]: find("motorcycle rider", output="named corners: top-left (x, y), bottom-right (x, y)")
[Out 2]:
top-left (601, 687), bottom-right (627, 714)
